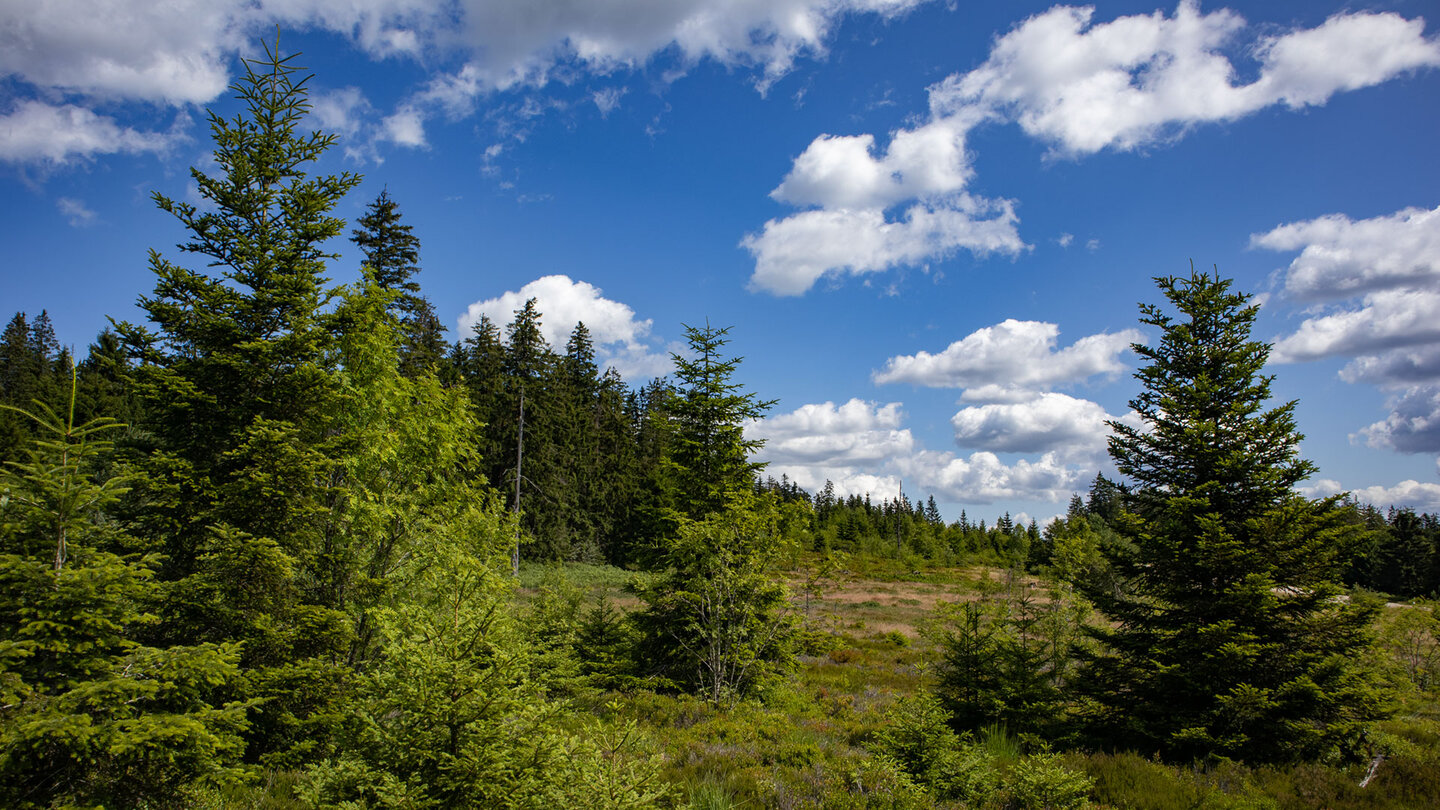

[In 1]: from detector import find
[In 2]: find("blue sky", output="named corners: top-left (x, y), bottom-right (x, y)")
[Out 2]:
top-left (4, 0), bottom-right (1440, 524)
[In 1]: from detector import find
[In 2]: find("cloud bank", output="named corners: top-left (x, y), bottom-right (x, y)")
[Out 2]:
top-left (745, 2), bottom-right (1440, 295)
top-left (1258, 203), bottom-right (1440, 481)
top-left (1, 0), bottom-right (933, 168)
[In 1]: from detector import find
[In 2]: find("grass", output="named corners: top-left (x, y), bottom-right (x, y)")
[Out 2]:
top-left (523, 556), bottom-right (1440, 810)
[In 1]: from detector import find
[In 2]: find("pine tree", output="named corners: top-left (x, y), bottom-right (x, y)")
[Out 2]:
top-left (349, 189), bottom-right (443, 376)
top-left (664, 322), bottom-right (776, 521)
top-left (114, 34), bottom-right (362, 765)
top-left (0, 374), bottom-right (248, 806)
top-left (1082, 268), bottom-right (1387, 763)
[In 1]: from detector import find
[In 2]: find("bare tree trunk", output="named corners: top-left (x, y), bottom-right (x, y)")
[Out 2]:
top-left (512, 389), bottom-right (523, 578)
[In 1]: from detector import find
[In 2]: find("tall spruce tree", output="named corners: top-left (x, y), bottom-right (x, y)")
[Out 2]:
top-left (1082, 269), bottom-right (1386, 763)
top-left (349, 189), bottom-right (444, 376)
top-left (663, 322), bottom-right (776, 521)
top-left (115, 35), bottom-right (362, 765)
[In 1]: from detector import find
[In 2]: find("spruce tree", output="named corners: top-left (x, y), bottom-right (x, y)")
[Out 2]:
top-left (663, 322), bottom-right (776, 521)
top-left (349, 189), bottom-right (444, 376)
top-left (114, 34), bottom-right (362, 765)
top-left (0, 376), bottom-right (248, 807)
top-left (1082, 269), bottom-right (1387, 763)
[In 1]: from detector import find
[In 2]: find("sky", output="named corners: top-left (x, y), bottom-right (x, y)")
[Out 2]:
top-left (3, 0), bottom-right (1440, 526)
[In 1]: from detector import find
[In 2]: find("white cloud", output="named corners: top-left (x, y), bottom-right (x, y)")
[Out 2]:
top-left (752, 399), bottom-right (913, 466)
top-left (0, 0), bottom-right (242, 104)
top-left (311, 87), bottom-right (373, 138)
top-left (934, 2), bottom-right (1440, 157)
top-left (1252, 205), bottom-right (1440, 301)
top-left (1301, 477), bottom-right (1440, 511)
top-left (749, 396), bottom-right (1102, 505)
top-left (750, 398), bottom-right (915, 498)
top-left (1257, 203), bottom-right (1440, 455)
top-left (743, 4), bottom-right (1439, 293)
top-left (771, 118), bottom-right (977, 211)
top-left (742, 114), bottom-right (1029, 295)
top-left (457, 274), bottom-right (670, 378)
top-left (1250, 9), bottom-right (1440, 107)
top-left (950, 392), bottom-right (1114, 458)
top-left (1357, 385), bottom-right (1440, 455)
top-left (0, 100), bottom-right (183, 165)
top-left (443, 0), bottom-right (930, 96)
top-left (56, 197), bottom-right (96, 227)
top-left (1271, 289), bottom-right (1440, 363)
top-left (743, 196), bottom-right (1026, 296)
top-left (1340, 346), bottom-right (1440, 387)
top-left (592, 87), bottom-right (626, 116)
top-left (2, 0), bottom-right (932, 167)
top-left (873, 319), bottom-right (1140, 398)
top-left (897, 449), bottom-right (1084, 505)
top-left (380, 106), bottom-right (427, 148)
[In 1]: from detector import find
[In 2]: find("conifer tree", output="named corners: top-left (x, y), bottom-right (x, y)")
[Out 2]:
top-left (350, 189), bottom-right (444, 376)
top-left (1082, 269), bottom-right (1386, 763)
top-left (115, 34), bottom-right (362, 765)
top-left (0, 375), bottom-right (248, 807)
top-left (664, 322), bottom-right (776, 521)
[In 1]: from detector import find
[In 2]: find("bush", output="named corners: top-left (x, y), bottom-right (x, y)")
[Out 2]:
top-left (1006, 750), bottom-right (1094, 810)
top-left (871, 694), bottom-right (1001, 806)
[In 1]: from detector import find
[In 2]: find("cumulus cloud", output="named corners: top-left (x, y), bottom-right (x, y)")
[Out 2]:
top-left (950, 393), bottom-right (1114, 457)
top-left (1357, 385), bottom-right (1440, 455)
top-left (749, 399), bottom-right (915, 497)
top-left (440, 0), bottom-right (929, 97)
top-left (457, 274), bottom-right (670, 378)
top-left (744, 196), bottom-right (1025, 296)
top-left (934, 2), bottom-right (1440, 156)
top-left (0, 101), bottom-right (184, 165)
top-left (897, 449), bottom-right (1083, 505)
top-left (1258, 204), bottom-right (1440, 461)
top-left (380, 106), bottom-right (427, 148)
top-left (873, 319), bottom-right (1141, 399)
top-left (1271, 289), bottom-right (1440, 363)
top-left (1301, 477), bottom-right (1440, 511)
top-left (771, 118), bottom-right (978, 211)
top-left (752, 399), bottom-right (913, 465)
top-left (311, 87), bottom-right (372, 138)
top-left (745, 3), bottom-right (1439, 294)
top-left (1, 0), bottom-right (931, 166)
top-left (0, 0), bottom-right (241, 104)
top-left (1252, 205), bottom-right (1440, 301)
top-left (1340, 347), bottom-right (1440, 387)
top-left (748, 396), bottom-right (1106, 505)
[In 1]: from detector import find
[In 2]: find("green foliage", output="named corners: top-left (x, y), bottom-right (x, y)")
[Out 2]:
top-left (1006, 749), bottom-right (1094, 810)
top-left (302, 522), bottom-right (560, 807)
top-left (0, 382), bottom-right (248, 807)
top-left (663, 323), bottom-right (776, 522)
top-left (1084, 269), bottom-right (1390, 763)
top-left (931, 586), bottom-right (1081, 737)
top-left (638, 494), bottom-right (798, 704)
top-left (1376, 602), bottom-right (1440, 693)
top-left (305, 525), bottom-right (674, 808)
top-left (871, 694), bottom-right (1001, 805)
top-left (113, 34), bottom-right (363, 765)
top-left (350, 189), bottom-right (444, 377)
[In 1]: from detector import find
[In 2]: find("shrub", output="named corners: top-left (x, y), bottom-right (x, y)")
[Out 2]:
top-left (1006, 750), bottom-right (1094, 810)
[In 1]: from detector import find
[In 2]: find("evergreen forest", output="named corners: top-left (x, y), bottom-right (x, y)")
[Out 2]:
top-left (3, 40), bottom-right (1440, 810)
